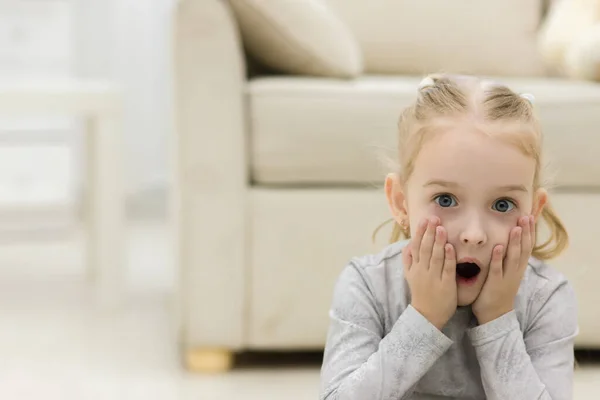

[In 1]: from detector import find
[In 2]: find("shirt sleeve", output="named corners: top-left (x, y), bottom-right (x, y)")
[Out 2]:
top-left (319, 263), bottom-right (454, 400)
top-left (467, 279), bottom-right (579, 400)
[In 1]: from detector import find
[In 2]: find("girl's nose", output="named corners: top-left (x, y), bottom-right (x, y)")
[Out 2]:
top-left (461, 235), bottom-right (486, 246)
top-left (459, 220), bottom-right (487, 246)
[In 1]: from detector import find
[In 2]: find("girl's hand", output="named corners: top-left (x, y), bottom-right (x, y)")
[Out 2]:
top-left (472, 215), bottom-right (535, 325)
top-left (404, 217), bottom-right (457, 330)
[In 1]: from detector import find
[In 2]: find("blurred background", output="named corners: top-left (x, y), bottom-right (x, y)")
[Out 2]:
top-left (1, 0), bottom-right (599, 399)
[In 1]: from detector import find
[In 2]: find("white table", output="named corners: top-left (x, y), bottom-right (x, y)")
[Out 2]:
top-left (0, 80), bottom-right (124, 308)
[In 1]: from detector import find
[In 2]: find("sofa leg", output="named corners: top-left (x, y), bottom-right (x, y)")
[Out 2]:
top-left (185, 348), bottom-right (234, 373)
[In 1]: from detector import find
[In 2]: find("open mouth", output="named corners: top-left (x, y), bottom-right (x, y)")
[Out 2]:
top-left (456, 262), bottom-right (481, 280)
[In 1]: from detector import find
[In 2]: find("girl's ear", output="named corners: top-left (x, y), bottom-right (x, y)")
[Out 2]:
top-left (385, 173), bottom-right (409, 224)
top-left (532, 187), bottom-right (548, 220)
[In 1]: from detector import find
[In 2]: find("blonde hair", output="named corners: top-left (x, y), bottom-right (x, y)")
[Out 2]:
top-left (376, 73), bottom-right (568, 261)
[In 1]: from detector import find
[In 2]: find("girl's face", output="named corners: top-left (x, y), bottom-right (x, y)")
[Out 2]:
top-left (388, 123), bottom-right (547, 306)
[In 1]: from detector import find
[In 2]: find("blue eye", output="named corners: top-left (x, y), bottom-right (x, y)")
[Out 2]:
top-left (492, 199), bottom-right (515, 213)
top-left (434, 194), bottom-right (457, 208)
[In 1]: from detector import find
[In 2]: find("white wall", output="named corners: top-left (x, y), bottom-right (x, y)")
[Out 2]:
top-left (73, 0), bottom-right (173, 206)
top-left (0, 1), bottom-right (76, 228)
top-left (0, 0), bottom-right (174, 219)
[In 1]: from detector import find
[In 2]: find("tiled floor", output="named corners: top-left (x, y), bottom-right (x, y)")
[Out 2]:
top-left (0, 219), bottom-right (597, 399)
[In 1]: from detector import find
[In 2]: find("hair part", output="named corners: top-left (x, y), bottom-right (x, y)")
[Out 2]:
top-left (376, 73), bottom-right (568, 261)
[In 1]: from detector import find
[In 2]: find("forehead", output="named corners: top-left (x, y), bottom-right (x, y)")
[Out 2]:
top-left (411, 125), bottom-right (536, 188)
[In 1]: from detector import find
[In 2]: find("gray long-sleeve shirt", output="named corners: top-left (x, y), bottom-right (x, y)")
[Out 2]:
top-left (320, 240), bottom-right (579, 400)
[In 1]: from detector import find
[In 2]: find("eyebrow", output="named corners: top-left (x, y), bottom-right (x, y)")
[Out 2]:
top-left (424, 179), bottom-right (528, 192)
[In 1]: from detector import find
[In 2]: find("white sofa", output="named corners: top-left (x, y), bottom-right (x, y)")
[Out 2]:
top-left (173, 0), bottom-right (600, 372)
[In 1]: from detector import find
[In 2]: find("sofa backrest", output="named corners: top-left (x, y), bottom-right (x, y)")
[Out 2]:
top-left (324, 0), bottom-right (547, 77)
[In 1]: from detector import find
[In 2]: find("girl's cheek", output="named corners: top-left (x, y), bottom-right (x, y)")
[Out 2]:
top-left (491, 217), bottom-right (519, 246)
top-left (437, 212), bottom-right (457, 239)
top-left (427, 204), bottom-right (450, 225)
top-left (426, 203), bottom-right (444, 218)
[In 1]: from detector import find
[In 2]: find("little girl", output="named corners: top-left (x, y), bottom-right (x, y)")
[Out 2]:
top-left (319, 74), bottom-right (579, 400)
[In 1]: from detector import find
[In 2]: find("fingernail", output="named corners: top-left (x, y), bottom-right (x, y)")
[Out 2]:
top-left (436, 226), bottom-right (443, 235)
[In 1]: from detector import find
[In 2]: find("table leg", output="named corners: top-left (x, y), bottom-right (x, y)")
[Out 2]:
top-left (85, 113), bottom-right (125, 308)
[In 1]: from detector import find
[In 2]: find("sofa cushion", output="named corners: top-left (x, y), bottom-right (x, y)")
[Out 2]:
top-left (228, 0), bottom-right (362, 78)
top-left (323, 0), bottom-right (545, 77)
top-left (248, 76), bottom-right (600, 188)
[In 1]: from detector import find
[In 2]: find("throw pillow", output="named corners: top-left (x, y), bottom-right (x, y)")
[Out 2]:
top-left (228, 0), bottom-right (363, 78)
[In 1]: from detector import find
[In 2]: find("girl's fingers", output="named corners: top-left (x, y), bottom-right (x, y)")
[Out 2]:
top-left (520, 216), bottom-right (533, 270)
top-left (529, 215), bottom-right (536, 251)
top-left (402, 245), bottom-right (413, 273)
top-left (419, 217), bottom-right (439, 268)
top-left (442, 243), bottom-right (456, 282)
top-left (411, 218), bottom-right (428, 263)
top-left (430, 225), bottom-right (446, 278)
top-left (506, 226), bottom-right (522, 275)
top-left (490, 244), bottom-right (504, 279)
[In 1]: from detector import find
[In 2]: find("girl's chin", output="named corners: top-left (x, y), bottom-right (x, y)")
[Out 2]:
top-left (457, 282), bottom-right (483, 306)
top-left (457, 298), bottom-right (478, 307)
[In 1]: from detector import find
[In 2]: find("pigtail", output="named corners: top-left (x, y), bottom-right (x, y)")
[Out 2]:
top-left (533, 201), bottom-right (569, 261)
top-left (390, 221), bottom-right (406, 243)
top-left (371, 219), bottom-right (409, 244)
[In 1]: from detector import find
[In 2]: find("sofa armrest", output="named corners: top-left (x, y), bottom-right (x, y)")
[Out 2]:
top-left (172, 0), bottom-right (248, 351)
